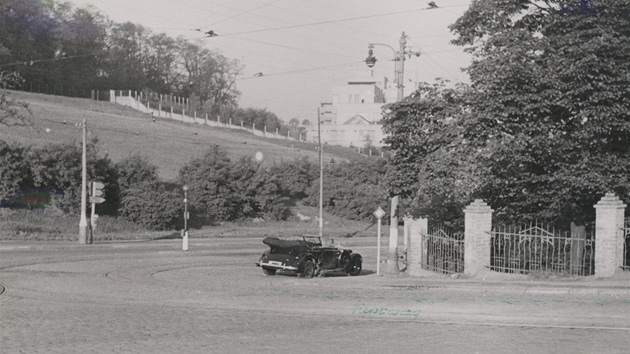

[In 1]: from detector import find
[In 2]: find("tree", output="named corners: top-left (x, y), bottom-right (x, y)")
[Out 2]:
top-left (269, 158), bottom-right (318, 199)
top-left (384, 0), bottom-right (630, 226)
top-left (0, 140), bottom-right (33, 205)
top-left (118, 183), bottom-right (182, 231)
top-left (102, 22), bottom-right (151, 90)
top-left (383, 80), bottom-right (478, 226)
top-left (116, 154), bottom-right (159, 193)
top-left (231, 107), bottom-right (284, 132)
top-left (179, 145), bottom-right (289, 222)
top-left (50, 4), bottom-right (108, 95)
top-left (25, 138), bottom-right (119, 214)
top-left (289, 118), bottom-right (300, 130)
top-left (0, 1), bottom-right (107, 96)
top-left (0, 72), bottom-right (30, 126)
top-left (0, 0), bottom-right (58, 87)
top-left (304, 159), bottom-right (391, 221)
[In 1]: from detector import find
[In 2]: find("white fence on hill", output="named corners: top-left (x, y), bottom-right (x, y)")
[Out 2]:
top-left (110, 90), bottom-right (303, 142)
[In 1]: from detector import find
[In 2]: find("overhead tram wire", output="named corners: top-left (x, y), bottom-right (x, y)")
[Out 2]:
top-left (192, 4), bottom-right (471, 39)
top-left (193, 0), bottom-right (284, 30)
top-left (0, 52), bottom-right (104, 68)
top-left (201, 38), bottom-right (356, 82)
top-left (420, 48), bottom-right (467, 82)
top-left (77, 2), bottom-right (442, 83)
top-left (187, 5), bottom-right (468, 81)
top-left (264, 0), bottom-right (391, 41)
top-left (169, 0), bottom-right (372, 58)
top-left (200, 35), bottom-right (369, 80)
top-left (102, 0), bottom-right (379, 82)
top-left (220, 36), bottom-right (360, 61)
top-left (237, 60), bottom-right (365, 81)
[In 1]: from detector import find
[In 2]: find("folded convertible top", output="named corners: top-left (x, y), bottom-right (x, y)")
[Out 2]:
top-left (262, 237), bottom-right (317, 250)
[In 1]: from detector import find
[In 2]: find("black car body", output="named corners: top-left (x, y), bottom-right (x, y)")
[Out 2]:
top-left (255, 236), bottom-right (362, 278)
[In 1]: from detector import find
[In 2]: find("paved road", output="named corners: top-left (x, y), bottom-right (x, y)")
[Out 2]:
top-left (1, 237), bottom-right (629, 353)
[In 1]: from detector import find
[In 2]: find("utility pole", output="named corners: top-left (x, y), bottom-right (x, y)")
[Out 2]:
top-left (385, 32), bottom-right (407, 273)
top-left (365, 31), bottom-right (420, 274)
top-left (79, 118), bottom-right (88, 244)
top-left (318, 107), bottom-right (323, 237)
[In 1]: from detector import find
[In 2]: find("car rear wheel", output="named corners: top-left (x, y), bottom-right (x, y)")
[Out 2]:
top-left (347, 259), bottom-right (362, 276)
top-left (262, 267), bottom-right (276, 275)
top-left (301, 260), bottom-right (315, 279)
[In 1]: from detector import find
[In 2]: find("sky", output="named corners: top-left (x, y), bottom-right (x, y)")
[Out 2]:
top-left (70, 0), bottom-right (473, 122)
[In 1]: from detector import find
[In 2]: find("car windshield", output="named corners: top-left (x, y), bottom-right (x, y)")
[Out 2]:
top-left (302, 236), bottom-right (335, 246)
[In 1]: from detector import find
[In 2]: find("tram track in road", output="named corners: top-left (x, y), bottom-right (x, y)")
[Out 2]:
top-left (1, 239), bottom-right (629, 353)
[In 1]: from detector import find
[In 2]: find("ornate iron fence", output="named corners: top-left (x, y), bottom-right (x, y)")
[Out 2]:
top-left (623, 218), bottom-right (630, 271)
top-left (491, 223), bottom-right (594, 276)
top-left (423, 224), bottom-right (464, 274)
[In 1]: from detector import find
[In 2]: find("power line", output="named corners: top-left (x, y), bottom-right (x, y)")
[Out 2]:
top-left (195, 4), bottom-right (469, 38)
top-left (0, 53), bottom-right (102, 68)
top-left (238, 60), bottom-right (364, 81)
top-left (196, 0), bottom-right (284, 30)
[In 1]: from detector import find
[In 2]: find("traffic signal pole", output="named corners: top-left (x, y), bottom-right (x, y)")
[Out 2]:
top-left (89, 182), bottom-right (95, 244)
top-left (79, 118), bottom-right (88, 244)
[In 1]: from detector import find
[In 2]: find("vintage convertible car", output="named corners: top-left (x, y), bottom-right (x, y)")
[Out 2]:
top-left (255, 235), bottom-right (362, 278)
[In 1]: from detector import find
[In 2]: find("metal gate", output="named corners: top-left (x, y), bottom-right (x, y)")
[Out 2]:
top-left (423, 224), bottom-right (464, 274)
top-left (491, 223), bottom-right (594, 276)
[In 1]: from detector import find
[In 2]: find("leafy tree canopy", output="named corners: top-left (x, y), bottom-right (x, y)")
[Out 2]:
top-left (179, 145), bottom-right (290, 222)
top-left (384, 0), bottom-right (630, 227)
top-left (0, 72), bottom-right (30, 126)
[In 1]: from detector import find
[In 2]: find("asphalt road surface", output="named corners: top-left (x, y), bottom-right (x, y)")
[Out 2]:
top-left (1, 237), bottom-right (629, 353)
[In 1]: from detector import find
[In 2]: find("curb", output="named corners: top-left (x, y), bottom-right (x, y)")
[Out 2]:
top-left (381, 281), bottom-right (630, 297)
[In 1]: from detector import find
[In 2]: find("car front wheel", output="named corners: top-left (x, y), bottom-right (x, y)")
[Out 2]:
top-left (301, 260), bottom-right (315, 279)
top-left (347, 259), bottom-right (362, 276)
top-left (262, 267), bottom-right (276, 275)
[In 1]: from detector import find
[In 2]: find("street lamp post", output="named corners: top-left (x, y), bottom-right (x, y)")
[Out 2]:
top-left (365, 32), bottom-right (420, 274)
top-left (182, 185), bottom-right (189, 251)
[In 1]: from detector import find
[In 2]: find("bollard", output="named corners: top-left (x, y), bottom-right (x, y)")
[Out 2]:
top-left (182, 230), bottom-right (189, 251)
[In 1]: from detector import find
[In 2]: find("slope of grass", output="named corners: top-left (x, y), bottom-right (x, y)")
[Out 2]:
top-left (0, 91), bottom-right (385, 241)
top-left (1, 91), bottom-right (376, 181)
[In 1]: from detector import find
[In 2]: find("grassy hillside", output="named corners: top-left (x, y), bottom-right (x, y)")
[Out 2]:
top-left (1, 91), bottom-right (372, 181)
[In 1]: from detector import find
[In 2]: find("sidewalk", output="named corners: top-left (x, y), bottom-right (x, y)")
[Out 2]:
top-left (365, 268), bottom-right (630, 297)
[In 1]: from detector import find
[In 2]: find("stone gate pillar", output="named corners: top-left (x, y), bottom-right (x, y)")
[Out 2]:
top-left (407, 217), bottom-right (427, 276)
top-left (464, 200), bottom-right (493, 277)
top-left (594, 193), bottom-right (627, 277)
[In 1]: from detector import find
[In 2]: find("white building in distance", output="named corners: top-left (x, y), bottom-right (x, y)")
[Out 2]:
top-left (306, 71), bottom-right (395, 148)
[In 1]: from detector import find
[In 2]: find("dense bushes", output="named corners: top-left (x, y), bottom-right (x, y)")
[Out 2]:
top-left (117, 183), bottom-right (182, 231)
top-left (303, 159), bottom-right (390, 221)
top-left (0, 139), bottom-right (119, 214)
top-left (115, 155), bottom-right (182, 230)
top-left (180, 146), bottom-right (290, 222)
top-left (269, 157), bottom-right (318, 199)
top-left (1, 139), bottom-right (391, 231)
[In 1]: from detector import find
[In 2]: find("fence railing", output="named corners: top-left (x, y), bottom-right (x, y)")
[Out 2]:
top-left (423, 224), bottom-right (464, 274)
top-left (491, 223), bottom-right (594, 276)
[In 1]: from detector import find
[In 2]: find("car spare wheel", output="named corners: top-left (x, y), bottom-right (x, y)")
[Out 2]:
top-left (347, 259), bottom-right (362, 276)
top-left (262, 267), bottom-right (276, 275)
top-left (301, 260), bottom-right (315, 279)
